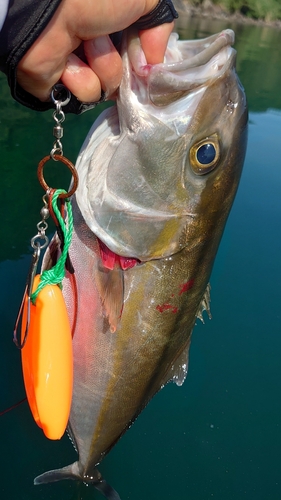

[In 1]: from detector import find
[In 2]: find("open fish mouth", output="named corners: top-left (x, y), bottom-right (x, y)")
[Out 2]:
top-left (75, 29), bottom-right (239, 261)
top-left (124, 28), bottom-right (236, 107)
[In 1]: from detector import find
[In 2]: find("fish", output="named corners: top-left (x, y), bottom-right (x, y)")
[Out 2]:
top-left (35, 27), bottom-right (248, 498)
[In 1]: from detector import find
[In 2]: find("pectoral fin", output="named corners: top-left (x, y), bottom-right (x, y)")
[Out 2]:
top-left (96, 265), bottom-right (124, 333)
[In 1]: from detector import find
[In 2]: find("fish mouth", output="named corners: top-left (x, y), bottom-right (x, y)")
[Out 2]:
top-left (76, 29), bottom-right (239, 263)
top-left (124, 28), bottom-right (236, 106)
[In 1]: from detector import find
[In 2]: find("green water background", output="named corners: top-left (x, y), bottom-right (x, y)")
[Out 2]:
top-left (0, 15), bottom-right (280, 500)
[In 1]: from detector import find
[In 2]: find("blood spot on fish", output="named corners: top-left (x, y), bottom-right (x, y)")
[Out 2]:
top-left (156, 304), bottom-right (178, 314)
top-left (179, 279), bottom-right (194, 295)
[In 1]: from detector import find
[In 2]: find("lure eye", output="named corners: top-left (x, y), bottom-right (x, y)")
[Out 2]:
top-left (190, 136), bottom-right (220, 175)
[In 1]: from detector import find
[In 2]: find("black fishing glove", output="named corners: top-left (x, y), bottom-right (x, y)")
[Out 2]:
top-left (0, 0), bottom-right (62, 111)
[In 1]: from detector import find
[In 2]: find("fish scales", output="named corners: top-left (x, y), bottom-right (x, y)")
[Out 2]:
top-left (36, 27), bottom-right (248, 498)
top-left (68, 203), bottom-right (208, 472)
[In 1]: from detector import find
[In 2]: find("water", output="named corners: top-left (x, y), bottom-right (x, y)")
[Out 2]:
top-left (1, 15), bottom-right (281, 500)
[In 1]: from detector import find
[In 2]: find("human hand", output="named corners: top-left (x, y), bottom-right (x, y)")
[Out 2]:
top-left (17, 0), bottom-right (175, 104)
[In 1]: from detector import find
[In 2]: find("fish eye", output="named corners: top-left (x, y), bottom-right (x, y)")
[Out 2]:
top-left (197, 143), bottom-right (216, 164)
top-left (189, 136), bottom-right (220, 175)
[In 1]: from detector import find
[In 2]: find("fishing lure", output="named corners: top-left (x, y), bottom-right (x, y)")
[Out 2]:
top-left (13, 86), bottom-right (78, 440)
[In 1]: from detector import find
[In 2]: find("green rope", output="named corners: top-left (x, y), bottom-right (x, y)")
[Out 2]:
top-left (31, 189), bottom-right (73, 304)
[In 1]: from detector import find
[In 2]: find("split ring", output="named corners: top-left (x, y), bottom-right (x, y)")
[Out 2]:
top-left (37, 155), bottom-right (78, 198)
top-left (51, 84), bottom-right (71, 107)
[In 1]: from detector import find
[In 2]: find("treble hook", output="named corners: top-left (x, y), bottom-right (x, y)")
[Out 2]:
top-left (13, 244), bottom-right (40, 349)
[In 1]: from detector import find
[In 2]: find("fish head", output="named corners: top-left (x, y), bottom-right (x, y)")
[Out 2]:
top-left (75, 28), bottom-right (248, 261)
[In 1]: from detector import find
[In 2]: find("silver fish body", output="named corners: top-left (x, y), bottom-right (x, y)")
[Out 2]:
top-left (36, 28), bottom-right (248, 495)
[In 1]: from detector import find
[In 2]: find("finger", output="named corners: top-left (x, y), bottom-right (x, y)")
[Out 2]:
top-left (84, 36), bottom-right (123, 98)
top-left (60, 53), bottom-right (102, 103)
top-left (61, 36), bottom-right (123, 103)
top-left (139, 22), bottom-right (174, 64)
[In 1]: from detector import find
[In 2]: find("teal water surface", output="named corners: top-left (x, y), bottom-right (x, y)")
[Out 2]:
top-left (0, 16), bottom-right (281, 500)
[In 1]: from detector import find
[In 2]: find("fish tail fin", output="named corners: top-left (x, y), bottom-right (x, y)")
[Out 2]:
top-left (94, 479), bottom-right (121, 500)
top-left (34, 462), bottom-right (121, 500)
top-left (34, 461), bottom-right (81, 484)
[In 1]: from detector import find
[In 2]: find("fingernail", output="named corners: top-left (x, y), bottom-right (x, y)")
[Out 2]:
top-left (90, 36), bottom-right (113, 55)
top-left (66, 54), bottom-right (82, 74)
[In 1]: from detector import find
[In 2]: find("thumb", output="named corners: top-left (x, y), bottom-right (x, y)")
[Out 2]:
top-left (139, 22), bottom-right (174, 64)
